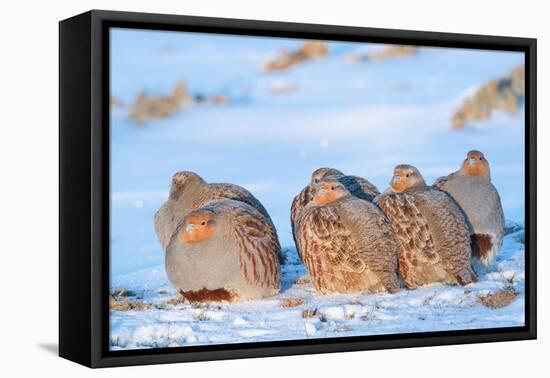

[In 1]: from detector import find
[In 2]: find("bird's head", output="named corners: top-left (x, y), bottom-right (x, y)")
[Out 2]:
top-left (390, 164), bottom-right (426, 193)
top-left (169, 171), bottom-right (207, 199)
top-left (310, 167), bottom-right (344, 184)
top-left (313, 180), bottom-right (350, 205)
top-left (460, 150), bottom-right (490, 178)
top-left (178, 209), bottom-right (217, 244)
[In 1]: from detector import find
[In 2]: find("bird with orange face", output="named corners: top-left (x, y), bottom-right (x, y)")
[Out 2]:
top-left (375, 165), bottom-right (477, 288)
top-left (165, 199), bottom-right (281, 302)
top-left (290, 167), bottom-right (380, 259)
top-left (295, 179), bottom-right (400, 295)
top-left (434, 150), bottom-right (504, 266)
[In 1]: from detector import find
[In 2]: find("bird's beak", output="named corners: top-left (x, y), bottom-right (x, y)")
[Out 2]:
top-left (392, 175), bottom-right (401, 183)
top-left (317, 188), bottom-right (327, 197)
top-left (468, 157), bottom-right (477, 165)
top-left (185, 224), bottom-right (195, 232)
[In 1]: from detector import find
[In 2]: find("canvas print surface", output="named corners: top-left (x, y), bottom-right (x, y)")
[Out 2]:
top-left (109, 27), bottom-right (526, 351)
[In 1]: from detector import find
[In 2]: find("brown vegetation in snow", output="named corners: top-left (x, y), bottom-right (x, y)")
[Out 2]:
top-left (479, 288), bottom-right (518, 308)
top-left (129, 81), bottom-right (192, 122)
top-left (109, 296), bottom-right (152, 311)
top-left (129, 81), bottom-right (229, 122)
top-left (452, 65), bottom-right (525, 129)
top-left (280, 298), bottom-right (305, 308)
top-left (346, 45), bottom-right (418, 63)
top-left (301, 308), bottom-right (319, 318)
top-left (262, 41), bottom-right (329, 73)
top-left (294, 276), bottom-right (310, 285)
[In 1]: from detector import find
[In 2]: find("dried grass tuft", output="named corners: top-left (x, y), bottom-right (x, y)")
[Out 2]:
top-left (301, 308), bottom-right (319, 318)
top-left (294, 276), bottom-right (310, 285)
top-left (479, 288), bottom-right (518, 308)
top-left (109, 296), bottom-right (152, 311)
top-left (280, 298), bottom-right (305, 308)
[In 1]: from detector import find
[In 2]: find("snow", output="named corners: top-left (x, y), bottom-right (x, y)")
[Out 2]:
top-left (304, 321), bottom-right (318, 336)
top-left (110, 229), bottom-right (525, 350)
top-left (108, 28), bottom-right (526, 350)
top-left (321, 307), bottom-right (346, 321)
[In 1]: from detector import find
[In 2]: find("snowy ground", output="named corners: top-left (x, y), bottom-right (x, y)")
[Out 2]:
top-left (110, 224), bottom-right (525, 350)
top-left (109, 28), bottom-right (526, 350)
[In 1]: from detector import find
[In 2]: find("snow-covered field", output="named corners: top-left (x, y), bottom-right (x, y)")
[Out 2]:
top-left (110, 225), bottom-right (524, 350)
top-left (109, 28), bottom-right (525, 350)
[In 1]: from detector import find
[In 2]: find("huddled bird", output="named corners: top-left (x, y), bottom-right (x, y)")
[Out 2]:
top-left (165, 199), bottom-right (281, 302)
top-left (294, 179), bottom-right (400, 294)
top-left (290, 167), bottom-right (379, 260)
top-left (375, 164), bottom-right (477, 288)
top-left (434, 150), bottom-right (504, 267)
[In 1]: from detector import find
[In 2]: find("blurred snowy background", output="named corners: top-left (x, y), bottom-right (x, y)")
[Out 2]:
top-left (109, 28), bottom-right (525, 349)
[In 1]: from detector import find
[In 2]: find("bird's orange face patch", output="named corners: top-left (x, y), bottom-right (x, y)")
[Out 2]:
top-left (179, 212), bottom-right (216, 244)
top-left (460, 151), bottom-right (489, 177)
top-left (390, 170), bottom-right (413, 193)
top-left (313, 182), bottom-right (338, 205)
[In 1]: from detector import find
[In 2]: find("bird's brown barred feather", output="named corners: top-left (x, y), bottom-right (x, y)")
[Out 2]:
top-left (197, 183), bottom-right (272, 222)
top-left (297, 206), bottom-right (368, 292)
top-left (232, 205), bottom-right (281, 290)
top-left (413, 189), bottom-right (473, 272)
top-left (375, 193), bottom-right (440, 266)
top-left (290, 185), bottom-right (315, 258)
top-left (376, 188), bottom-right (476, 286)
top-left (290, 185), bottom-right (314, 227)
top-left (433, 171), bottom-right (458, 189)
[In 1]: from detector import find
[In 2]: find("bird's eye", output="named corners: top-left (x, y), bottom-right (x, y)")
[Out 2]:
top-left (479, 157), bottom-right (483, 160)
top-left (330, 186), bottom-right (335, 190)
top-left (200, 221), bottom-right (207, 226)
top-left (406, 173), bottom-right (410, 178)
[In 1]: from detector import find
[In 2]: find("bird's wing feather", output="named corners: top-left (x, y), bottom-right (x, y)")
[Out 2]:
top-left (154, 201), bottom-right (174, 252)
top-left (375, 192), bottom-right (440, 265)
top-left (290, 185), bottom-right (314, 259)
top-left (433, 171), bottom-right (459, 189)
top-left (414, 189), bottom-right (473, 266)
top-left (291, 185), bottom-right (314, 226)
top-left (298, 206), bottom-right (366, 277)
top-left (324, 175), bottom-right (380, 201)
top-left (232, 205), bottom-right (281, 289)
top-left (346, 175), bottom-right (380, 199)
top-left (205, 183), bottom-right (272, 221)
top-left (355, 176), bottom-right (381, 197)
top-left (413, 188), bottom-right (476, 284)
top-left (348, 201), bottom-right (401, 292)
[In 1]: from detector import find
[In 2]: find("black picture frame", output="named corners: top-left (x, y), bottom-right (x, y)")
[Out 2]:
top-left (59, 9), bottom-right (537, 368)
